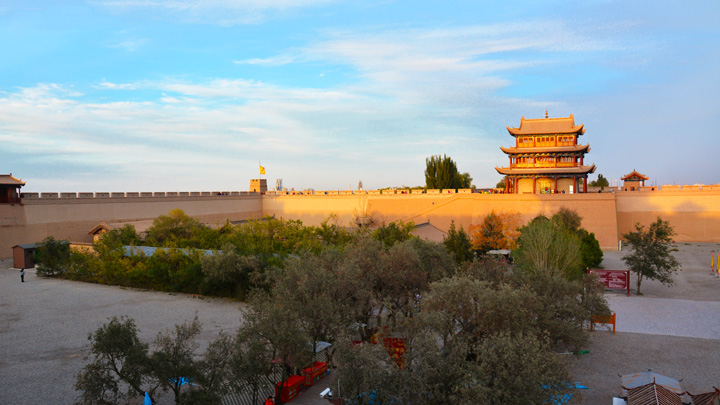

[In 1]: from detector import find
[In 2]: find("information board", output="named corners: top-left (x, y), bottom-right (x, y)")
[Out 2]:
top-left (588, 269), bottom-right (630, 296)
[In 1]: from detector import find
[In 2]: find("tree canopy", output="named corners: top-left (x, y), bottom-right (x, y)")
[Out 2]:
top-left (590, 174), bottom-right (609, 189)
top-left (622, 218), bottom-right (681, 295)
top-left (69, 207), bottom-right (611, 405)
top-left (424, 154), bottom-right (472, 190)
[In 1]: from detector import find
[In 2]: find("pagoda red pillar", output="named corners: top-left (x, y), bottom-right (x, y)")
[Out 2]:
top-left (505, 177), bottom-right (509, 193)
top-left (583, 177), bottom-right (588, 193)
top-left (532, 177), bottom-right (536, 194)
top-left (554, 177), bottom-right (558, 193)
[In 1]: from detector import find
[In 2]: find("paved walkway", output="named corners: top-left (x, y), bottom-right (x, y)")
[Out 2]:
top-left (605, 295), bottom-right (720, 339)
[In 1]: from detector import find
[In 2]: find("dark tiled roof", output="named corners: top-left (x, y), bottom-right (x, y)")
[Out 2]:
top-left (622, 170), bottom-right (649, 181)
top-left (507, 115), bottom-right (585, 136)
top-left (0, 174), bottom-right (25, 186)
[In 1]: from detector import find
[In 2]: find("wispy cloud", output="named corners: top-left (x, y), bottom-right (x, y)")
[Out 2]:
top-left (92, 0), bottom-right (337, 25)
top-left (109, 38), bottom-right (148, 51)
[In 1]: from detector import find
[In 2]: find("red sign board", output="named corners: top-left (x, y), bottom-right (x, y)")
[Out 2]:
top-left (588, 269), bottom-right (630, 296)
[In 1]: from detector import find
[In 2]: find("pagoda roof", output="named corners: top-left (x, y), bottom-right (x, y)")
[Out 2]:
top-left (507, 114), bottom-right (585, 136)
top-left (500, 144), bottom-right (590, 155)
top-left (0, 174), bottom-right (25, 186)
top-left (495, 164), bottom-right (596, 176)
top-left (621, 170), bottom-right (649, 181)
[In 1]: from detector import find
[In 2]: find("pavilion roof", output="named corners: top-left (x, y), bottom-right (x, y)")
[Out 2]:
top-left (500, 144), bottom-right (590, 155)
top-left (626, 381), bottom-right (683, 405)
top-left (688, 387), bottom-right (720, 405)
top-left (0, 174), bottom-right (25, 186)
top-left (507, 114), bottom-right (585, 136)
top-left (621, 170), bottom-right (649, 181)
top-left (495, 164), bottom-right (596, 176)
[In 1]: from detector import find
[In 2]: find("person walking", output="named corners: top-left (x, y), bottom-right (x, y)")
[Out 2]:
top-left (20, 268), bottom-right (25, 282)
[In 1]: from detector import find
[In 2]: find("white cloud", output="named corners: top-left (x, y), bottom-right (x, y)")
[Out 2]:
top-left (92, 0), bottom-right (337, 25)
top-left (109, 38), bottom-right (148, 51)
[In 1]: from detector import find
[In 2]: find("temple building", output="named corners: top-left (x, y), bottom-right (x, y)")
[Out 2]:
top-left (621, 170), bottom-right (649, 191)
top-left (496, 112), bottom-right (596, 194)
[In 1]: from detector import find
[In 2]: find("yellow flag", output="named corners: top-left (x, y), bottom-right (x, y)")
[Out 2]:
top-left (260, 165), bottom-right (266, 175)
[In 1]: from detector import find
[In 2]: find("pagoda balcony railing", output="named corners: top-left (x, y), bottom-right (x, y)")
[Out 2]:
top-left (516, 141), bottom-right (576, 148)
top-left (511, 162), bottom-right (579, 168)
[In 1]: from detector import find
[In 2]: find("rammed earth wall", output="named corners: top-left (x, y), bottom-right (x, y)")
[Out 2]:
top-left (0, 195), bottom-right (263, 258)
top-left (1, 189), bottom-right (719, 258)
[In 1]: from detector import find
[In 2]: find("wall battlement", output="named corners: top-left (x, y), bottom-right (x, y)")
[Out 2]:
top-left (2, 187), bottom-right (719, 259)
top-left (21, 191), bottom-right (259, 200)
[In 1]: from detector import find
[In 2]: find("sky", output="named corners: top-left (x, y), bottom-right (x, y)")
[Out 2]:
top-left (1, 0), bottom-right (719, 192)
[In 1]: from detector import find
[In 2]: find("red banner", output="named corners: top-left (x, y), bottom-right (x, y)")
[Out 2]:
top-left (588, 269), bottom-right (630, 296)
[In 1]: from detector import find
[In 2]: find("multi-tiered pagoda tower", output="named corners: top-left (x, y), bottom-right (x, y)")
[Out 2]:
top-left (496, 112), bottom-right (596, 194)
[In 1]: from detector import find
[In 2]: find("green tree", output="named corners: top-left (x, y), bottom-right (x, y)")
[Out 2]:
top-left (229, 328), bottom-right (275, 405)
top-left (590, 174), bottom-right (610, 189)
top-left (273, 250), bottom-right (346, 361)
top-left (35, 237), bottom-right (71, 277)
top-left (75, 316), bottom-right (156, 404)
top-left (551, 207), bottom-right (582, 232)
top-left (471, 332), bottom-right (574, 404)
top-left (513, 218), bottom-right (583, 280)
top-left (146, 209), bottom-right (203, 246)
top-left (444, 221), bottom-right (473, 263)
top-left (551, 208), bottom-right (603, 269)
top-left (578, 229), bottom-right (603, 269)
top-left (151, 317), bottom-right (203, 403)
top-left (622, 218), bottom-right (681, 295)
top-left (75, 316), bottom-right (233, 405)
top-left (243, 291), bottom-right (312, 386)
top-left (496, 177), bottom-right (506, 189)
top-left (425, 154), bottom-right (471, 190)
top-left (94, 225), bottom-right (140, 257)
top-left (200, 243), bottom-right (262, 299)
top-left (372, 221), bottom-right (416, 247)
top-left (184, 331), bottom-right (235, 404)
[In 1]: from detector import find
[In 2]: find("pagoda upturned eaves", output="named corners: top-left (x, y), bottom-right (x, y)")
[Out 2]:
top-left (496, 113), bottom-right (595, 194)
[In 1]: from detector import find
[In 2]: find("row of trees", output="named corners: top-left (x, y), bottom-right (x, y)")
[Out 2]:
top-left (76, 241), bottom-right (610, 404)
top-left (35, 210), bottom-right (415, 299)
top-left (68, 207), bottom-right (618, 404)
top-left (443, 208), bottom-right (603, 275)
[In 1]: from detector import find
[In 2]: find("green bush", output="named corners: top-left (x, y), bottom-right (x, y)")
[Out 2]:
top-left (35, 237), bottom-right (71, 277)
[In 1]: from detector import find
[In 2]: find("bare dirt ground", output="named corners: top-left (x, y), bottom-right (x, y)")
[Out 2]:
top-left (569, 242), bottom-right (720, 403)
top-left (0, 260), bottom-right (245, 405)
top-left (1, 241), bottom-right (718, 404)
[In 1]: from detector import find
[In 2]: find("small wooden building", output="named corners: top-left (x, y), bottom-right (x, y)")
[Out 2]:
top-left (12, 243), bottom-right (40, 269)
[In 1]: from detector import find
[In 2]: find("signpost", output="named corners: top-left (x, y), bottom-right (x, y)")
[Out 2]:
top-left (588, 269), bottom-right (630, 296)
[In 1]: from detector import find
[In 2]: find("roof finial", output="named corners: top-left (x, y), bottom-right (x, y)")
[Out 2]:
top-left (545, 110), bottom-right (548, 119)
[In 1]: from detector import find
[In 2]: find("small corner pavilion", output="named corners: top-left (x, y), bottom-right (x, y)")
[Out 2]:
top-left (0, 173), bottom-right (25, 204)
top-left (621, 170), bottom-right (649, 191)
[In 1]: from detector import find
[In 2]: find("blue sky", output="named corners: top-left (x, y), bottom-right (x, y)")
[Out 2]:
top-left (1, 0), bottom-right (718, 192)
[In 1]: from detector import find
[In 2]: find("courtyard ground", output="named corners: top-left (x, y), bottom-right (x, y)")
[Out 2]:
top-left (569, 242), bottom-right (720, 403)
top-left (1, 242), bottom-right (719, 404)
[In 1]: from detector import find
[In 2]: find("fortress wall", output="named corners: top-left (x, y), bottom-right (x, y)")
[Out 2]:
top-left (615, 190), bottom-right (720, 243)
top-left (264, 193), bottom-right (620, 250)
top-left (4, 188), bottom-right (718, 259)
top-left (0, 196), bottom-right (263, 259)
